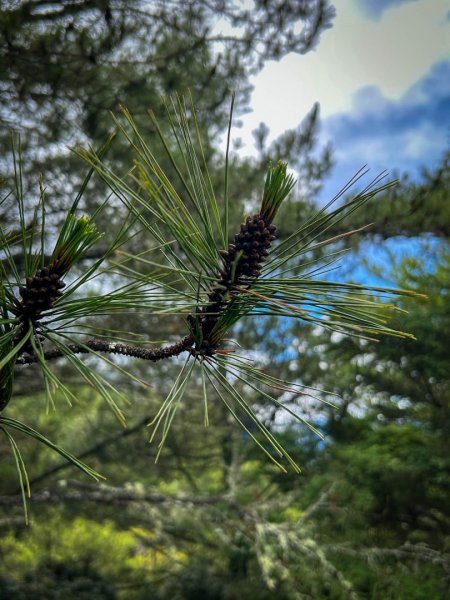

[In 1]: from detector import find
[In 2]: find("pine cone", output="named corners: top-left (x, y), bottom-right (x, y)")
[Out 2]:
top-left (16, 267), bottom-right (66, 324)
top-left (195, 213), bottom-right (277, 352)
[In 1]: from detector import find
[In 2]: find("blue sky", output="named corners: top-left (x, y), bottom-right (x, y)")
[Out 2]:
top-left (237, 0), bottom-right (449, 203)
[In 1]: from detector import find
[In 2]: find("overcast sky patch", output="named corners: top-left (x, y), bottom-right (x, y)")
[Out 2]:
top-left (318, 59), bottom-right (449, 202)
top-left (239, 0), bottom-right (448, 151)
top-left (352, 0), bottom-right (419, 20)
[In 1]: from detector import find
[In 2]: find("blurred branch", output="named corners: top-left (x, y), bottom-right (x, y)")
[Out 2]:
top-left (26, 414), bottom-right (153, 490)
top-left (0, 482), bottom-right (251, 519)
top-left (297, 483), bottom-right (336, 526)
top-left (327, 542), bottom-right (450, 574)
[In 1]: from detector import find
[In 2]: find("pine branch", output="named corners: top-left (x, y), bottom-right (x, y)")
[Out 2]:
top-left (13, 164), bottom-right (293, 363)
top-left (16, 335), bottom-right (194, 365)
top-left (1, 98), bottom-right (420, 488)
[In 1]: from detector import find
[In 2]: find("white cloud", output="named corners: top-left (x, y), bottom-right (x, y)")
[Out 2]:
top-left (238, 0), bottom-right (449, 152)
top-left (318, 59), bottom-right (449, 202)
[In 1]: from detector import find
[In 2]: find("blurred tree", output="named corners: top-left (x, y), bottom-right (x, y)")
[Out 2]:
top-left (0, 0), bottom-right (335, 180)
top-left (228, 162), bottom-right (450, 597)
top-left (0, 1), bottom-right (334, 285)
top-left (331, 151), bottom-right (450, 239)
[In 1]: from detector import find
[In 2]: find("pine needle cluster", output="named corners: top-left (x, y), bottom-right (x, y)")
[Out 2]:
top-left (0, 97), bottom-right (423, 515)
